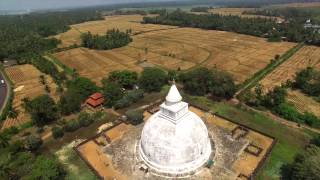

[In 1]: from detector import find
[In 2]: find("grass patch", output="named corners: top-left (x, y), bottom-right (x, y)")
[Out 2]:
top-left (55, 143), bottom-right (97, 180)
top-left (45, 53), bottom-right (75, 76)
top-left (185, 95), bottom-right (317, 179)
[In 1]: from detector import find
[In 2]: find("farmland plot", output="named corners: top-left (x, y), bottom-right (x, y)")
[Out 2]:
top-left (287, 90), bottom-right (320, 117)
top-left (1, 65), bottom-right (58, 129)
top-left (54, 15), bottom-right (295, 84)
top-left (259, 46), bottom-right (320, 91)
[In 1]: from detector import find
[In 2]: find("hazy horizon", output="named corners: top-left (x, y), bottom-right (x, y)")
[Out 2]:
top-left (0, 0), bottom-right (189, 11)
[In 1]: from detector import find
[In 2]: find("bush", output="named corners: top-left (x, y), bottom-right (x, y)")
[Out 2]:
top-left (52, 127), bottom-right (64, 139)
top-left (274, 103), bottom-right (302, 123)
top-left (78, 112), bottom-right (93, 127)
top-left (125, 110), bottom-right (144, 125)
top-left (8, 140), bottom-right (24, 154)
top-left (25, 135), bottom-right (43, 151)
top-left (63, 120), bottom-right (80, 132)
top-left (114, 97), bottom-right (131, 109)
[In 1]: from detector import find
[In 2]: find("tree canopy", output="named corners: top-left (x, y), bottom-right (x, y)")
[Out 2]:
top-left (81, 29), bottom-right (132, 50)
top-left (23, 95), bottom-right (59, 126)
top-left (180, 67), bottom-right (236, 99)
top-left (108, 70), bottom-right (138, 89)
top-left (139, 67), bottom-right (168, 92)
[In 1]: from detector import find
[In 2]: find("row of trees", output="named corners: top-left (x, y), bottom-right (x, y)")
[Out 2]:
top-left (242, 85), bottom-right (320, 128)
top-left (142, 9), bottom-right (320, 45)
top-left (81, 29), bottom-right (132, 50)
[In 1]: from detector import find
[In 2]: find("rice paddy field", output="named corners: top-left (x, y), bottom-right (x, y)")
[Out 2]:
top-left (259, 46), bottom-right (320, 90)
top-left (53, 15), bottom-right (295, 84)
top-left (257, 45), bottom-right (320, 116)
top-left (55, 15), bottom-right (177, 47)
top-left (2, 64), bottom-right (59, 129)
top-left (209, 8), bottom-right (282, 20)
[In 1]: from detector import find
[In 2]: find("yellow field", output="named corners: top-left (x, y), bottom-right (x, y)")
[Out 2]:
top-left (55, 15), bottom-right (177, 47)
top-left (53, 15), bottom-right (295, 84)
top-left (287, 90), bottom-right (320, 117)
top-left (2, 65), bottom-right (58, 129)
top-left (260, 46), bottom-right (320, 91)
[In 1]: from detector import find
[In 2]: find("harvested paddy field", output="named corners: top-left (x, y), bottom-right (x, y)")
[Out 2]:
top-left (259, 46), bottom-right (320, 91)
top-left (54, 15), bottom-right (295, 84)
top-left (2, 64), bottom-right (58, 129)
top-left (55, 15), bottom-right (177, 47)
top-left (287, 90), bottom-right (320, 117)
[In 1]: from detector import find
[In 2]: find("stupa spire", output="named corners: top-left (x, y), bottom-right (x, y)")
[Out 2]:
top-left (166, 84), bottom-right (182, 104)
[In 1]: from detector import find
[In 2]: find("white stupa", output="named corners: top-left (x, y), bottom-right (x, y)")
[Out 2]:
top-left (139, 84), bottom-right (212, 175)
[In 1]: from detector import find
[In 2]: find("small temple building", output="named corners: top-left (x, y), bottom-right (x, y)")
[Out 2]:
top-left (85, 92), bottom-right (104, 108)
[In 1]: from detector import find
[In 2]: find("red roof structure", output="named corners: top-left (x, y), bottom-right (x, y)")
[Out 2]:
top-left (86, 92), bottom-right (104, 108)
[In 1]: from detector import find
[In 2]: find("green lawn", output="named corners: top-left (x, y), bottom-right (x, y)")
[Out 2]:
top-left (185, 95), bottom-right (318, 179)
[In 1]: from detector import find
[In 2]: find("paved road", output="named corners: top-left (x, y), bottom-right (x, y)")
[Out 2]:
top-left (0, 72), bottom-right (8, 116)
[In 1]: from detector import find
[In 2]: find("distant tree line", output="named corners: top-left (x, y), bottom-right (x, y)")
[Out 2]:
top-left (143, 9), bottom-right (320, 45)
top-left (81, 29), bottom-right (132, 50)
top-left (190, 7), bottom-right (211, 13)
top-left (0, 10), bottom-right (103, 62)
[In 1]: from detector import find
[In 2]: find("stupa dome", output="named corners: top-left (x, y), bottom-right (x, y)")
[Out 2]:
top-left (139, 85), bottom-right (212, 174)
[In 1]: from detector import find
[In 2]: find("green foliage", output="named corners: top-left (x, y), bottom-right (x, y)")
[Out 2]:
top-left (52, 127), bottom-right (64, 139)
top-left (263, 86), bottom-right (287, 107)
top-left (108, 70), bottom-right (138, 89)
top-left (81, 29), bottom-right (132, 50)
top-left (58, 90), bottom-right (82, 115)
top-left (28, 155), bottom-right (65, 180)
top-left (24, 95), bottom-right (58, 127)
top-left (143, 9), bottom-right (319, 45)
top-left (67, 77), bottom-right (99, 102)
top-left (63, 120), bottom-right (80, 132)
top-left (125, 110), bottom-right (144, 125)
top-left (190, 7), bottom-right (210, 13)
top-left (78, 112), bottom-right (93, 127)
top-left (294, 67), bottom-right (320, 97)
top-left (274, 103), bottom-right (302, 123)
top-left (24, 135), bottom-right (43, 151)
top-left (31, 54), bottom-right (66, 83)
top-left (180, 67), bottom-right (236, 99)
top-left (139, 67), bottom-right (168, 92)
top-left (0, 10), bottom-right (102, 61)
top-left (102, 81), bottom-right (123, 107)
top-left (282, 145), bottom-right (320, 180)
top-left (114, 89), bottom-right (144, 109)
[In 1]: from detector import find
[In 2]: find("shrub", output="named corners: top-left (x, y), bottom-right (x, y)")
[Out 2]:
top-left (63, 120), bottom-right (80, 132)
top-left (125, 110), bottom-right (144, 125)
top-left (114, 97), bottom-right (131, 109)
top-left (8, 140), bottom-right (24, 154)
top-left (78, 112), bottom-right (93, 127)
top-left (52, 127), bottom-right (64, 139)
top-left (25, 135), bottom-right (43, 151)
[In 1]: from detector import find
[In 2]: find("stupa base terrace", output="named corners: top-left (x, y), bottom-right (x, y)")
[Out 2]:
top-left (75, 104), bottom-right (275, 180)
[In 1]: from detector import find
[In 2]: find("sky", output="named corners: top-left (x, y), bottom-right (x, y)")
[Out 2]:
top-left (0, 0), bottom-right (183, 11)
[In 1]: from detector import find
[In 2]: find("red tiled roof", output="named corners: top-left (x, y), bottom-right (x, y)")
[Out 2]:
top-left (86, 97), bottom-right (104, 108)
top-left (90, 92), bottom-right (103, 100)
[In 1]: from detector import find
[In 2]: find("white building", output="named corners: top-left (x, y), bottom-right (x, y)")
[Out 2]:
top-left (139, 84), bottom-right (212, 175)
